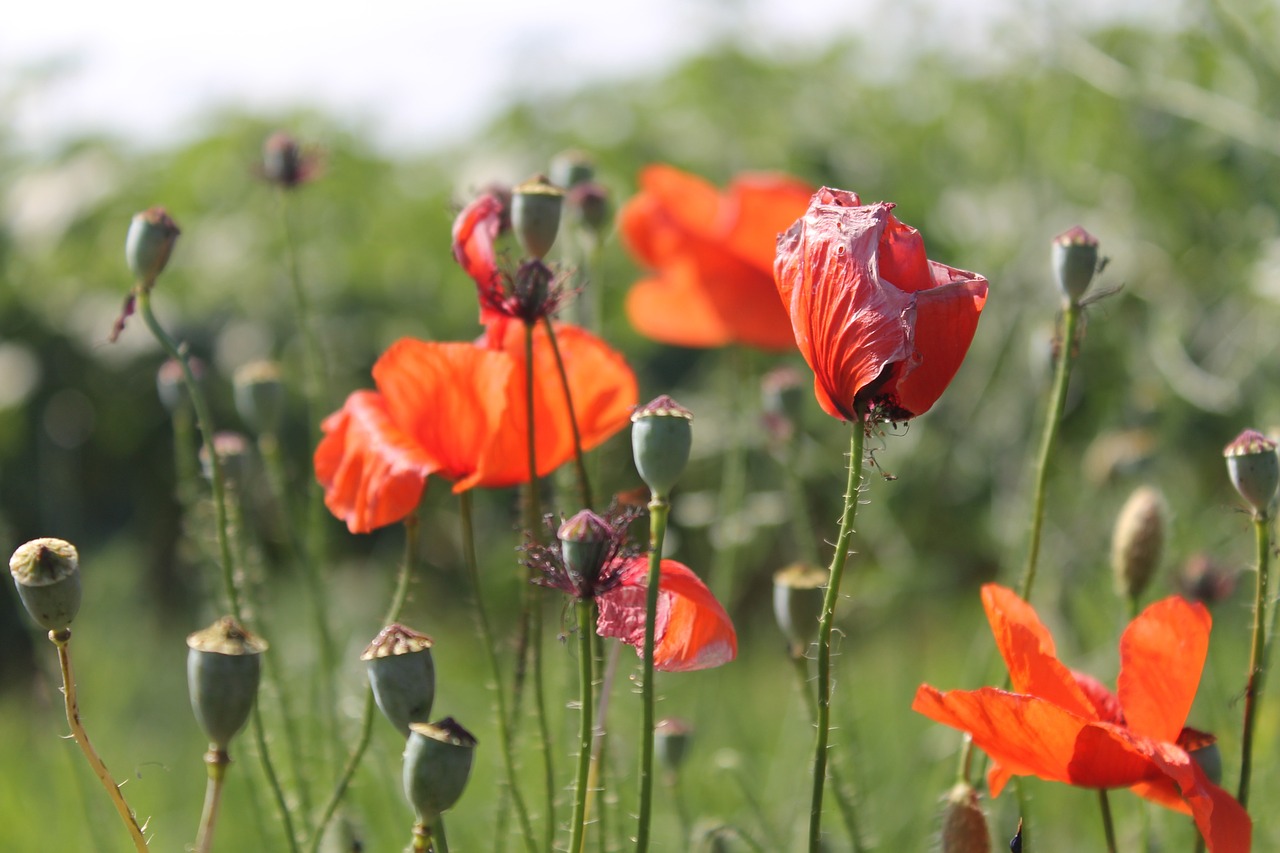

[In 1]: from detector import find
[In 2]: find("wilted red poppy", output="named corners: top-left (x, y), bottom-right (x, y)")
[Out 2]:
top-left (621, 165), bottom-right (813, 351)
top-left (912, 585), bottom-right (1250, 853)
top-left (595, 557), bottom-right (737, 672)
top-left (315, 323), bottom-right (637, 534)
top-left (774, 188), bottom-right (988, 422)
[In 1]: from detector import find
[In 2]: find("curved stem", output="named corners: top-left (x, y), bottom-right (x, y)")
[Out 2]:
top-left (460, 490), bottom-right (538, 853)
top-left (1097, 789), bottom-right (1118, 853)
top-left (307, 514), bottom-right (419, 853)
top-left (51, 631), bottom-right (150, 852)
top-left (568, 599), bottom-right (596, 853)
top-left (249, 702), bottom-right (299, 852)
top-left (541, 317), bottom-right (593, 509)
top-left (1237, 509), bottom-right (1271, 807)
top-left (808, 423), bottom-right (866, 852)
top-left (194, 748), bottom-right (229, 853)
top-left (635, 493), bottom-right (671, 853)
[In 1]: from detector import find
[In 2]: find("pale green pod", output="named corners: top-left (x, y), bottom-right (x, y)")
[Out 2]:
top-left (773, 564), bottom-right (827, 652)
top-left (362, 623), bottom-right (435, 738)
top-left (403, 718), bottom-right (477, 823)
top-left (631, 395), bottom-right (693, 498)
top-left (9, 538), bottom-right (82, 632)
top-left (511, 176), bottom-right (564, 260)
top-left (187, 617), bottom-right (267, 750)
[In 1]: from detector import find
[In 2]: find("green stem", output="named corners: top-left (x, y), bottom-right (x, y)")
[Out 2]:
top-left (432, 817), bottom-right (450, 853)
top-left (1098, 789), bottom-right (1118, 853)
top-left (790, 653), bottom-right (864, 852)
top-left (635, 493), bottom-right (671, 853)
top-left (307, 514), bottom-right (419, 853)
top-left (541, 316), bottom-right (594, 509)
top-left (249, 701), bottom-right (299, 852)
top-left (808, 422), bottom-right (866, 853)
top-left (137, 288), bottom-right (239, 621)
top-left (1237, 509), bottom-right (1271, 807)
top-left (568, 599), bottom-right (596, 853)
top-left (194, 748), bottom-right (229, 853)
top-left (460, 491), bottom-right (538, 853)
top-left (51, 631), bottom-right (150, 852)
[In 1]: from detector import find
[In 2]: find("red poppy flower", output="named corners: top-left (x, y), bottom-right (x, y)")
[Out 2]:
top-left (774, 188), bottom-right (988, 421)
top-left (596, 557), bottom-right (737, 672)
top-left (315, 323), bottom-right (637, 533)
top-left (912, 584), bottom-right (1250, 853)
top-left (620, 165), bottom-right (813, 351)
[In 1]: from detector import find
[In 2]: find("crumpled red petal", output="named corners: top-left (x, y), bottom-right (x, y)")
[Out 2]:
top-left (451, 193), bottom-right (506, 324)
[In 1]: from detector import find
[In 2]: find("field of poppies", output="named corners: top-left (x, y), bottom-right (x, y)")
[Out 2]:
top-left (3, 7), bottom-right (1280, 853)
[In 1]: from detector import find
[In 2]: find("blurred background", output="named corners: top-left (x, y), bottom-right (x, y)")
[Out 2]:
top-left (2, 0), bottom-right (1280, 849)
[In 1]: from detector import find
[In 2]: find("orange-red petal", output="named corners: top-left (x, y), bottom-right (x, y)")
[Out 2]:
top-left (314, 390), bottom-right (440, 533)
top-left (892, 273), bottom-right (988, 418)
top-left (1117, 595), bottom-right (1210, 744)
top-left (596, 557), bottom-right (737, 672)
top-left (451, 193), bottom-right (506, 324)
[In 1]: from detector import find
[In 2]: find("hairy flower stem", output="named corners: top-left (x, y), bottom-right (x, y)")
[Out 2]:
top-left (307, 514), bottom-right (419, 853)
top-left (51, 630), bottom-right (150, 852)
top-left (807, 423), bottom-right (866, 853)
top-left (1237, 510), bottom-right (1272, 807)
top-left (250, 702), bottom-right (298, 852)
top-left (1098, 790), bottom-right (1118, 853)
top-left (789, 653), bottom-right (864, 851)
top-left (568, 599), bottom-right (596, 853)
top-left (542, 317), bottom-right (594, 509)
top-left (635, 492), bottom-right (672, 853)
top-left (460, 491), bottom-right (538, 853)
top-left (194, 748), bottom-right (229, 853)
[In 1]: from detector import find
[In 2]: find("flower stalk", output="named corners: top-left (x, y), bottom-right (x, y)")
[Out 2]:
top-left (568, 598), bottom-right (595, 853)
top-left (635, 491), bottom-right (671, 853)
top-left (1237, 509), bottom-right (1271, 807)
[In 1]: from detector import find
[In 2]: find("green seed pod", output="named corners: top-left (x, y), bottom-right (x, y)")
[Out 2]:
top-left (1110, 486), bottom-right (1168, 602)
top-left (1224, 429), bottom-right (1279, 516)
top-left (187, 617), bottom-right (267, 750)
top-left (773, 564), bottom-right (827, 654)
top-left (655, 717), bottom-right (694, 774)
top-left (569, 182), bottom-right (611, 237)
top-left (631, 395), bottom-right (693, 498)
top-left (126, 207), bottom-right (181, 289)
top-left (549, 149), bottom-right (595, 190)
top-left (233, 360), bottom-right (286, 435)
top-left (940, 782), bottom-right (990, 853)
top-left (362, 624), bottom-right (435, 738)
top-left (558, 510), bottom-right (613, 592)
top-left (1051, 226), bottom-right (1098, 303)
top-left (1188, 735), bottom-right (1222, 786)
top-left (9, 538), bottom-right (82, 632)
top-left (403, 718), bottom-right (477, 823)
top-left (511, 175), bottom-right (564, 260)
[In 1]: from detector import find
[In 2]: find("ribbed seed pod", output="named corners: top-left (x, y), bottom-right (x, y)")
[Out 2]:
top-left (403, 718), bottom-right (477, 823)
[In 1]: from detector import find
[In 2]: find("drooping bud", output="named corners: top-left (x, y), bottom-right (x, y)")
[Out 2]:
top-left (511, 175), bottom-right (564, 260)
top-left (631, 395), bottom-right (693, 498)
top-left (403, 718), bottom-right (477, 823)
top-left (1110, 486), bottom-right (1167, 602)
top-left (262, 131), bottom-right (305, 188)
top-left (362, 624), bottom-right (436, 738)
top-left (940, 782), bottom-right (991, 853)
top-left (773, 564), bottom-right (827, 654)
top-left (126, 207), bottom-right (181, 289)
top-left (655, 717), bottom-right (694, 774)
top-left (1224, 429), bottom-right (1279, 516)
top-left (233, 360), bottom-right (286, 435)
top-left (156, 356), bottom-right (204, 416)
top-left (187, 617), bottom-right (267, 750)
top-left (549, 150), bottom-right (595, 190)
top-left (9, 538), bottom-right (82, 632)
top-left (199, 432), bottom-right (251, 487)
top-left (1051, 226), bottom-right (1099, 303)
top-left (568, 182), bottom-right (611, 237)
top-left (1179, 552), bottom-right (1237, 606)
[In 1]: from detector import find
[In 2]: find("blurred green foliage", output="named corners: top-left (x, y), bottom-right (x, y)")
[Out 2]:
top-left (1, 2), bottom-right (1279, 849)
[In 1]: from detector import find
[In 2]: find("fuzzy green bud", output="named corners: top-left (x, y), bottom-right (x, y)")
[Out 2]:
top-left (631, 395), bottom-right (693, 498)
top-left (511, 175), bottom-right (564, 260)
top-left (940, 782), bottom-right (991, 853)
top-left (233, 360), bottom-right (286, 435)
top-left (655, 717), bottom-right (694, 774)
top-left (1110, 486), bottom-right (1167, 602)
top-left (362, 624), bottom-right (436, 738)
top-left (403, 718), bottom-right (477, 823)
top-left (550, 150), bottom-right (595, 190)
top-left (187, 617), bottom-right (267, 750)
top-left (1051, 226), bottom-right (1099, 303)
top-left (1224, 429), bottom-right (1279, 515)
top-left (773, 563), bottom-right (827, 654)
top-left (126, 207), bottom-right (181, 289)
top-left (9, 538), bottom-right (82, 632)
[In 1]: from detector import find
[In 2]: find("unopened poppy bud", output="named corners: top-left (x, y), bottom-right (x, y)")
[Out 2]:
top-left (1110, 486), bottom-right (1167, 602)
top-left (362, 624), bottom-right (436, 738)
top-left (199, 432), bottom-right (251, 487)
top-left (511, 175), bottom-right (564, 260)
top-left (1224, 429), bottom-right (1279, 515)
top-left (187, 617), bottom-right (267, 750)
top-left (156, 357), bottom-right (204, 415)
top-left (262, 131), bottom-right (304, 188)
top-left (1051, 226), bottom-right (1099, 303)
top-left (126, 207), bottom-right (181, 288)
top-left (568, 182), bottom-right (611, 236)
top-left (403, 717), bottom-right (477, 823)
top-left (773, 564), bottom-right (827, 654)
top-left (940, 782), bottom-right (990, 853)
top-left (234, 360), bottom-right (286, 435)
top-left (558, 509), bottom-right (613, 590)
top-left (1179, 552), bottom-right (1236, 606)
top-left (550, 149), bottom-right (595, 189)
top-left (10, 538), bottom-right (82, 632)
top-left (655, 717), bottom-right (694, 774)
top-left (631, 395), bottom-right (693, 498)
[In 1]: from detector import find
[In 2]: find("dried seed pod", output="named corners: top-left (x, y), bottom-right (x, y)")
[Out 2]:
top-left (9, 538), bottom-right (82, 632)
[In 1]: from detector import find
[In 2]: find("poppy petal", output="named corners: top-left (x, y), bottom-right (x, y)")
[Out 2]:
top-left (451, 193), bottom-right (506, 323)
top-left (1117, 595), bottom-right (1210, 743)
top-left (314, 390), bottom-right (439, 533)
top-left (720, 174), bottom-right (820, 272)
top-left (596, 558), bottom-right (737, 672)
top-left (1143, 741), bottom-right (1252, 853)
top-left (892, 274), bottom-right (988, 418)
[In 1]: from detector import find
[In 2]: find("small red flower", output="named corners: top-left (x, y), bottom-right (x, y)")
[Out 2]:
top-left (912, 584), bottom-right (1250, 853)
top-left (621, 165), bottom-right (813, 351)
top-left (595, 557), bottom-right (737, 672)
top-left (774, 188), bottom-right (988, 422)
top-left (315, 323), bottom-right (637, 533)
